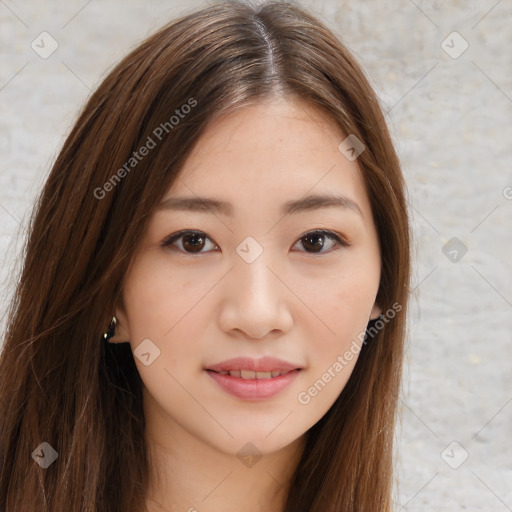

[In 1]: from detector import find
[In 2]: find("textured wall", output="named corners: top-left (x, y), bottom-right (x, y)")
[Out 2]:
top-left (1, 0), bottom-right (511, 509)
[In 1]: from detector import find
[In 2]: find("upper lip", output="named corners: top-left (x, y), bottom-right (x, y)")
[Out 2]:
top-left (206, 357), bottom-right (302, 373)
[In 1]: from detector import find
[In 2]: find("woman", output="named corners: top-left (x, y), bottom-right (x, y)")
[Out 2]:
top-left (0, 1), bottom-right (411, 511)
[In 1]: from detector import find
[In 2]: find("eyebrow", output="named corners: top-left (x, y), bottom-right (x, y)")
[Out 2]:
top-left (157, 193), bottom-right (363, 217)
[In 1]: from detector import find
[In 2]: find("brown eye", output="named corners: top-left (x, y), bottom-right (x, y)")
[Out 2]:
top-left (162, 230), bottom-right (218, 254)
top-left (182, 232), bottom-right (206, 252)
top-left (294, 230), bottom-right (347, 254)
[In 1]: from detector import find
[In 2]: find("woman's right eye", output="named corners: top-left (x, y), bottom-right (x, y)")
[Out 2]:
top-left (162, 230), bottom-right (219, 254)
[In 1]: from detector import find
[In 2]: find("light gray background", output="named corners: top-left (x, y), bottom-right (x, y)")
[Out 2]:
top-left (1, 0), bottom-right (511, 510)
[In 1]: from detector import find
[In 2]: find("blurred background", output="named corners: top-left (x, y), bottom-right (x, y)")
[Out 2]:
top-left (1, 0), bottom-right (511, 509)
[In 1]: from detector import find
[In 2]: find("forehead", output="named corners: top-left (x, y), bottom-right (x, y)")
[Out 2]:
top-left (185, 96), bottom-right (345, 160)
top-left (164, 97), bottom-right (372, 221)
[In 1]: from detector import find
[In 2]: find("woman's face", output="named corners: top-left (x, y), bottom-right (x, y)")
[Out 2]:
top-left (113, 97), bottom-right (382, 457)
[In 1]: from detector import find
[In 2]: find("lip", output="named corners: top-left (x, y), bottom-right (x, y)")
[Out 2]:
top-left (205, 357), bottom-right (302, 373)
top-left (205, 357), bottom-right (303, 401)
top-left (206, 368), bottom-right (301, 400)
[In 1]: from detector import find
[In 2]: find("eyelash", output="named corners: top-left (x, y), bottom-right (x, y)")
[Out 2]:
top-left (161, 229), bottom-right (350, 255)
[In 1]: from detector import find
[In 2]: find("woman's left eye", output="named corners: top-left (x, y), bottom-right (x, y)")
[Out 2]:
top-left (161, 229), bottom-right (348, 255)
top-left (292, 230), bottom-right (348, 254)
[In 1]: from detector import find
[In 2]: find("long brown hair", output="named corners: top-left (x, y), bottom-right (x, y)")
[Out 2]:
top-left (0, 1), bottom-right (410, 510)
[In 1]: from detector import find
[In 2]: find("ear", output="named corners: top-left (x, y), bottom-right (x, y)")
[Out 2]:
top-left (369, 302), bottom-right (382, 321)
top-left (107, 306), bottom-right (131, 344)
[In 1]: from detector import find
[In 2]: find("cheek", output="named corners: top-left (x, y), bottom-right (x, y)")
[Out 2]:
top-left (123, 253), bottom-right (202, 336)
top-left (295, 270), bottom-right (377, 412)
top-left (306, 264), bottom-right (378, 338)
top-left (297, 260), bottom-right (379, 394)
top-left (121, 254), bottom-right (215, 375)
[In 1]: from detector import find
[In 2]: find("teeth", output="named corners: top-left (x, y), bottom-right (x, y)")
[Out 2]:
top-left (215, 369), bottom-right (292, 379)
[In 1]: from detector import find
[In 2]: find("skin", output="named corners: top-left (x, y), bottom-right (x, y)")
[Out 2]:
top-left (110, 95), bottom-right (382, 512)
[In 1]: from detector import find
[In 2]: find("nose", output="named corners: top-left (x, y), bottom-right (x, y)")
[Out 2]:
top-left (217, 251), bottom-right (293, 340)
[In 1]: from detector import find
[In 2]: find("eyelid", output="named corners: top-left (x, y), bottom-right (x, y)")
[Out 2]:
top-left (298, 229), bottom-right (350, 247)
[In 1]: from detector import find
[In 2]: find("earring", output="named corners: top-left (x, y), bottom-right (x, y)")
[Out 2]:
top-left (103, 316), bottom-right (117, 342)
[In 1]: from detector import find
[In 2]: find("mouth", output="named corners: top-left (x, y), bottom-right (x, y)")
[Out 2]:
top-left (205, 356), bottom-right (303, 374)
top-left (204, 357), bottom-right (303, 400)
top-left (207, 369), bottom-right (298, 379)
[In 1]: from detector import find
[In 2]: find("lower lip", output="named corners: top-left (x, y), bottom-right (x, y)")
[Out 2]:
top-left (206, 369), bottom-right (301, 400)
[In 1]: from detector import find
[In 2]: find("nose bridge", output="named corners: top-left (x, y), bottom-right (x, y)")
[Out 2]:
top-left (232, 242), bottom-right (278, 304)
